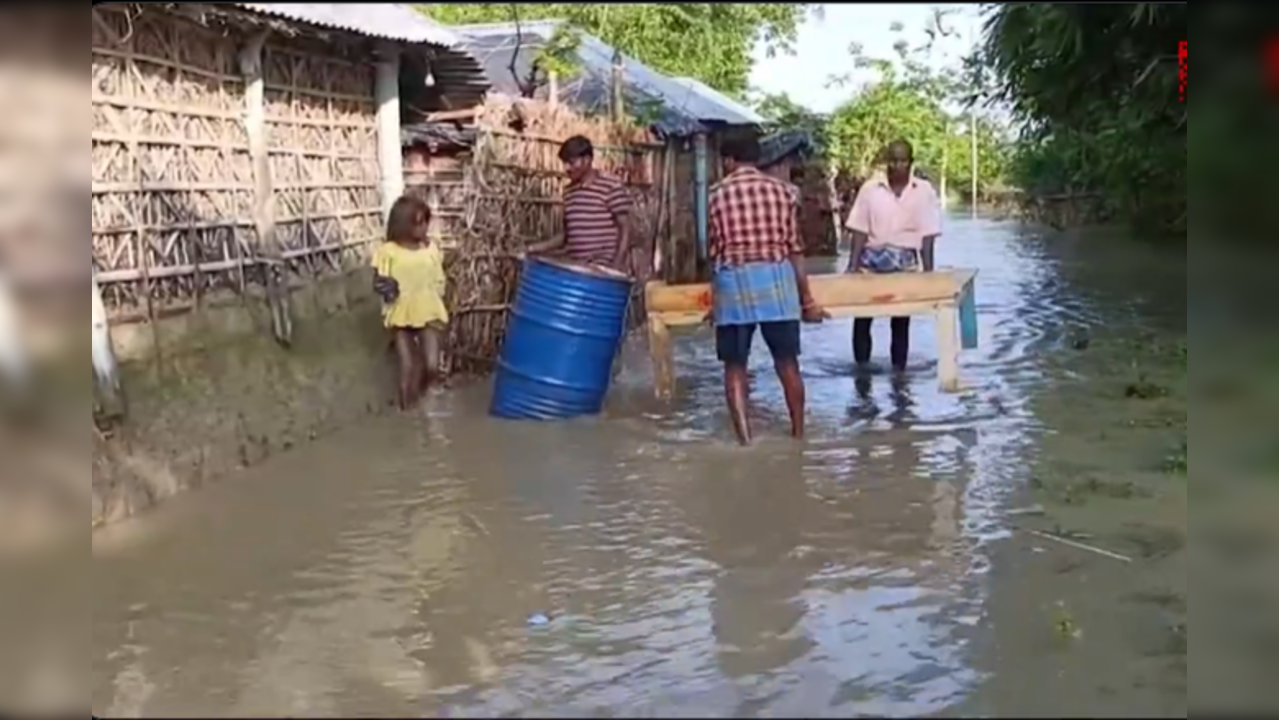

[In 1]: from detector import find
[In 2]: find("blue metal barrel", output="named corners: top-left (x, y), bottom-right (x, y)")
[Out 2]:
top-left (490, 257), bottom-right (633, 420)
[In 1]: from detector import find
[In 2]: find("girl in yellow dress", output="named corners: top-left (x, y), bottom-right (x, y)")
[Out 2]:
top-left (372, 195), bottom-right (448, 409)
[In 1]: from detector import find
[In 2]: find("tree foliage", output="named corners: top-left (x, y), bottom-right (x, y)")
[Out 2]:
top-left (752, 91), bottom-right (830, 152)
top-left (819, 19), bottom-right (1011, 201)
top-left (978, 3), bottom-right (1188, 236)
top-left (421, 4), bottom-right (814, 98)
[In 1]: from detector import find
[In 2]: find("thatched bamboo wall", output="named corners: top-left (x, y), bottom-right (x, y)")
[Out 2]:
top-left (664, 134), bottom-right (732, 284)
top-left (403, 145), bottom-right (470, 243)
top-left (766, 155), bottom-right (839, 256)
top-left (426, 97), bottom-right (672, 373)
top-left (91, 5), bottom-right (381, 329)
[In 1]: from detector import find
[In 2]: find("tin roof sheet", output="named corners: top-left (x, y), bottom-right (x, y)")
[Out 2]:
top-left (232, 3), bottom-right (465, 46)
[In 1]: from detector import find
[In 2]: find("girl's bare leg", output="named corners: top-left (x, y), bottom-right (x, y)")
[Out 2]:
top-left (421, 326), bottom-right (442, 390)
top-left (393, 328), bottom-right (420, 410)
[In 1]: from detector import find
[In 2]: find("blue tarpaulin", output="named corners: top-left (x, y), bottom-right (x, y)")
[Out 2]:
top-left (452, 20), bottom-right (762, 137)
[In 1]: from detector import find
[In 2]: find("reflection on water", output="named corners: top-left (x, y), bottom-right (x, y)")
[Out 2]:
top-left (68, 217), bottom-right (1189, 716)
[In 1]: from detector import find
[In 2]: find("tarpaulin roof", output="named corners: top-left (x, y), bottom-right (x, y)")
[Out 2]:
top-left (453, 20), bottom-right (761, 137)
top-left (759, 130), bottom-right (815, 168)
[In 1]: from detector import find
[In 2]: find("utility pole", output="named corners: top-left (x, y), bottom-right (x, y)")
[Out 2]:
top-left (968, 16), bottom-right (979, 216)
top-left (969, 109), bottom-right (977, 216)
top-left (940, 141), bottom-right (948, 209)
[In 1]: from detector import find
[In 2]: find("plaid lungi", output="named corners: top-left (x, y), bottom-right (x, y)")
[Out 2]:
top-left (712, 260), bottom-right (801, 326)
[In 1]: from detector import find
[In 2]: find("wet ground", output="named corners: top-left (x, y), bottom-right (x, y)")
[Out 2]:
top-left (20, 215), bottom-right (1206, 715)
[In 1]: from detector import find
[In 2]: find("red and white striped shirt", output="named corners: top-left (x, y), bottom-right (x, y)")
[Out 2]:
top-left (563, 172), bottom-right (631, 265)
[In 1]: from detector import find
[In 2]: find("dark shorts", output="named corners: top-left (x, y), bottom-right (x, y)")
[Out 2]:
top-left (715, 321), bottom-right (801, 366)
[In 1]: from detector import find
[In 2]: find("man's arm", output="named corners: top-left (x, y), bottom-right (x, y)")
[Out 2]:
top-left (370, 244), bottom-right (398, 301)
top-left (525, 235), bottom-right (564, 255)
top-left (920, 235), bottom-right (939, 271)
top-left (608, 181), bottom-right (634, 269)
top-left (918, 183), bottom-right (943, 272)
top-left (843, 191), bottom-right (871, 272)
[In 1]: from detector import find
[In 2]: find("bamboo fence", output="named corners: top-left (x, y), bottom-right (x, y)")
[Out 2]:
top-left (91, 4), bottom-right (382, 330)
top-left (429, 96), bottom-right (672, 373)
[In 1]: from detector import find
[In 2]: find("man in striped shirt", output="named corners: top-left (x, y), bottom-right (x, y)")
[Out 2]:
top-left (709, 135), bottom-right (826, 445)
top-left (526, 135), bottom-right (632, 270)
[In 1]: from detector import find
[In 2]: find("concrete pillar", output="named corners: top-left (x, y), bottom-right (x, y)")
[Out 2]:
top-left (375, 43), bottom-right (405, 218)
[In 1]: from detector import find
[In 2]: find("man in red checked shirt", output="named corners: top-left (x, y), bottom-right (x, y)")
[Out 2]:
top-left (706, 135), bottom-right (827, 445)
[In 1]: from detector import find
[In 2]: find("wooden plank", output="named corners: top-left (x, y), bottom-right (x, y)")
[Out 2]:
top-left (645, 269), bottom-right (977, 315)
top-left (643, 269), bottom-right (978, 398)
top-left (652, 300), bottom-right (949, 329)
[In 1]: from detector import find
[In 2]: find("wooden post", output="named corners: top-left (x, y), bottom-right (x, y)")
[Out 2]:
top-left (547, 69), bottom-right (559, 108)
top-left (375, 42), bottom-right (404, 218)
top-left (939, 142), bottom-right (948, 209)
top-left (91, 267), bottom-right (125, 421)
top-left (647, 316), bottom-right (674, 400)
top-left (663, 141), bottom-right (679, 282)
top-left (693, 133), bottom-right (709, 263)
top-left (934, 302), bottom-right (961, 392)
top-left (826, 165), bottom-right (842, 253)
top-left (610, 50), bottom-right (625, 122)
top-left (238, 30), bottom-right (293, 345)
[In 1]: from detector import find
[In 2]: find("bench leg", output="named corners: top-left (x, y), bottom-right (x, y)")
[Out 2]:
top-left (935, 304), bottom-right (961, 392)
top-left (647, 317), bottom-right (674, 400)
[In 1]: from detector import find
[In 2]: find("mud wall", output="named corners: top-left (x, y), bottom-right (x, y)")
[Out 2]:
top-left (92, 270), bottom-right (392, 527)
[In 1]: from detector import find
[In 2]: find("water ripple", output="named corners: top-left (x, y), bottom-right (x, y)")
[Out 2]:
top-left (78, 215), bottom-right (1184, 717)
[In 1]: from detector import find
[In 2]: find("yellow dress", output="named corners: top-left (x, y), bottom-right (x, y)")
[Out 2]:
top-left (371, 241), bottom-right (448, 329)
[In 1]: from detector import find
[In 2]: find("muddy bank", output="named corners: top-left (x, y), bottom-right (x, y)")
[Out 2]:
top-left (93, 271), bottom-right (393, 527)
top-left (965, 325), bottom-right (1189, 716)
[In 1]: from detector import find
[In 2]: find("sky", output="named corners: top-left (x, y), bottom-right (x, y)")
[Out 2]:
top-left (749, 3), bottom-right (982, 114)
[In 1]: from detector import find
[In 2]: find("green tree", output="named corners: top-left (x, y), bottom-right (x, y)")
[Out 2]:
top-left (751, 91), bottom-right (830, 152)
top-left (822, 20), bottom-right (1010, 200)
top-left (420, 4), bottom-right (815, 97)
top-left (978, 3), bottom-right (1188, 236)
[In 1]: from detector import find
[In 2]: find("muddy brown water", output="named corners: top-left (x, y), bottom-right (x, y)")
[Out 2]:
top-left (18, 216), bottom-right (1203, 715)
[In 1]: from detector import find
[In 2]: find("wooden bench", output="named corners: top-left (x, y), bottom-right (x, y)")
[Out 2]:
top-left (644, 269), bottom-right (978, 398)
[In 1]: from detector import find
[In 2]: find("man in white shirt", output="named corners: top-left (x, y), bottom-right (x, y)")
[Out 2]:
top-left (843, 140), bottom-right (943, 371)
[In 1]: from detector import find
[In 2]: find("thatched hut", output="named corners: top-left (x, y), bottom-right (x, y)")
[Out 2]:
top-left (760, 130), bottom-right (839, 256)
top-left (445, 21), bottom-right (764, 272)
top-left (90, 3), bottom-right (488, 354)
top-left (395, 20), bottom-right (764, 371)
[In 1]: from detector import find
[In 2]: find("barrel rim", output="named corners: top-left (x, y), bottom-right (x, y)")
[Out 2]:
top-left (529, 256), bottom-right (632, 283)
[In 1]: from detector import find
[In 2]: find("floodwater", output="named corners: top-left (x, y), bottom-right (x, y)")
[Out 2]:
top-left (24, 215), bottom-right (1201, 715)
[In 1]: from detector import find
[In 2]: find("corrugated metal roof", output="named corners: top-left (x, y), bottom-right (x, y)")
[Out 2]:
top-left (669, 77), bottom-right (764, 125)
top-left (453, 20), bottom-right (761, 136)
top-left (232, 3), bottom-right (465, 46)
top-left (229, 4), bottom-right (490, 108)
